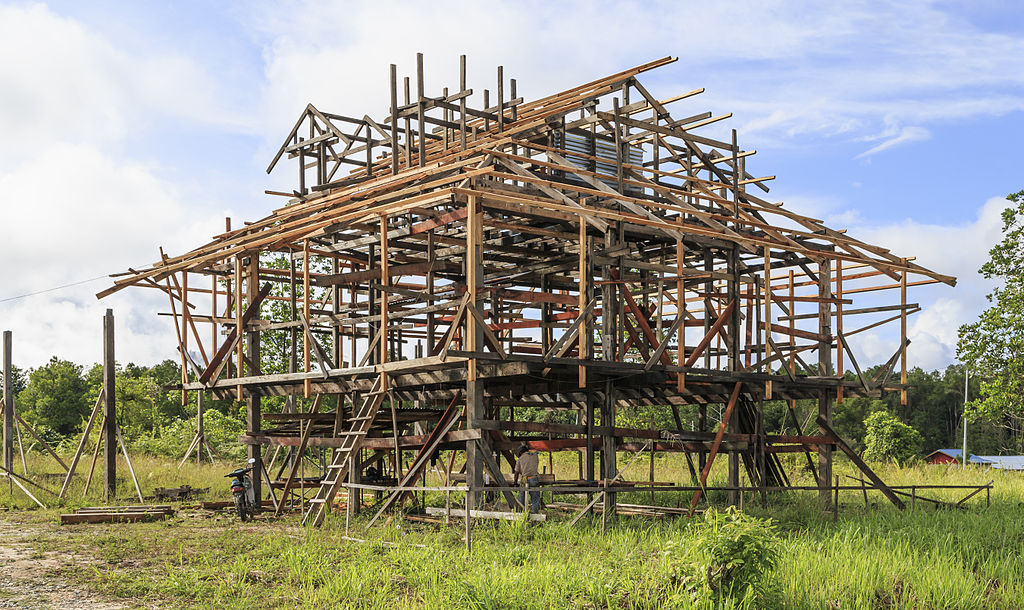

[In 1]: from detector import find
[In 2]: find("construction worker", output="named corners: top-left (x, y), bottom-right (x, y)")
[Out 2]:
top-left (513, 444), bottom-right (541, 513)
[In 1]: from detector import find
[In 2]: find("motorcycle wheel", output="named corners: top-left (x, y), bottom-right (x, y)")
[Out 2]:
top-left (234, 493), bottom-right (248, 522)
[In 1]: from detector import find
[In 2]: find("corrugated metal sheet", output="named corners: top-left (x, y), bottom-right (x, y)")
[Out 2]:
top-left (554, 131), bottom-right (643, 194)
top-left (973, 455), bottom-right (1024, 470)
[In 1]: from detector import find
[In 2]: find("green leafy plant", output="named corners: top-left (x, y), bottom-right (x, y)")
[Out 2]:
top-left (863, 411), bottom-right (923, 464)
top-left (670, 507), bottom-right (780, 603)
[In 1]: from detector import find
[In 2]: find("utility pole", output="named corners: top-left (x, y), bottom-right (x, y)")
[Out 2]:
top-left (962, 366), bottom-right (968, 470)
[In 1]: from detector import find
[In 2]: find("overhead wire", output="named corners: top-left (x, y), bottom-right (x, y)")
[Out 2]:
top-left (0, 275), bottom-right (109, 304)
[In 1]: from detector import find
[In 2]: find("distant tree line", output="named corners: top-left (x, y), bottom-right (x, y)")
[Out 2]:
top-left (1, 353), bottom-right (1000, 462)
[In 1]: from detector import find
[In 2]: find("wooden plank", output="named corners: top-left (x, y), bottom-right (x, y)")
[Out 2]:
top-left (60, 512), bottom-right (171, 525)
top-left (424, 506), bottom-right (544, 522)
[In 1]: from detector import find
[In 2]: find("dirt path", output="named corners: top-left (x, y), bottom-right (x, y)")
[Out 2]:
top-left (0, 518), bottom-right (125, 609)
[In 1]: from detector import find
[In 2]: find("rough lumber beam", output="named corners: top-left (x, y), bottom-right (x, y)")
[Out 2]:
top-left (198, 282), bottom-right (273, 386)
top-left (688, 382), bottom-right (743, 516)
top-left (683, 300), bottom-right (736, 367)
top-left (816, 415), bottom-right (905, 510)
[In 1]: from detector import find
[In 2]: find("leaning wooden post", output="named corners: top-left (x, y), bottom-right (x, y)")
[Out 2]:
top-left (2, 330), bottom-right (13, 473)
top-left (103, 309), bottom-right (117, 500)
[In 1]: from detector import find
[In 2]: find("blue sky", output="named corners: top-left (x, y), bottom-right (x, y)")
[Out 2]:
top-left (1, 0), bottom-right (1022, 369)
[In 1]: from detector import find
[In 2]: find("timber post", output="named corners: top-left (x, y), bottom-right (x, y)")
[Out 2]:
top-left (246, 255), bottom-right (263, 507)
top-left (103, 309), bottom-right (116, 500)
top-left (2, 330), bottom-right (12, 473)
top-left (818, 259), bottom-right (834, 510)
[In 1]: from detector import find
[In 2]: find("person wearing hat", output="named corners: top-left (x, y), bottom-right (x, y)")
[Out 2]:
top-left (513, 444), bottom-right (541, 513)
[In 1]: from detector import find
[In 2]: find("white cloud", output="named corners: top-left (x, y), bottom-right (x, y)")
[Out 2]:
top-left (855, 125), bottom-right (931, 159)
top-left (235, 1), bottom-right (1024, 163)
top-left (0, 4), bottom-right (232, 368)
top-left (838, 196), bottom-right (1009, 371)
top-left (0, 3), bottom-right (240, 164)
top-left (1, 0), bottom-right (1021, 376)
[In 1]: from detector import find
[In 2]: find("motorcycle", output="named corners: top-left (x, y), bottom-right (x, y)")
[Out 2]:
top-left (225, 458), bottom-right (257, 522)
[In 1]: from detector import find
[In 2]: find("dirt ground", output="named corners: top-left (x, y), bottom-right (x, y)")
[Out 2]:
top-left (0, 517), bottom-right (125, 609)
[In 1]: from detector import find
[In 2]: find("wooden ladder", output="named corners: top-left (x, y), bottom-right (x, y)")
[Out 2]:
top-left (302, 375), bottom-right (386, 527)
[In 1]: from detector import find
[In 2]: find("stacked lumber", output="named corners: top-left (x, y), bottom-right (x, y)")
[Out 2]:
top-left (60, 505), bottom-right (175, 525)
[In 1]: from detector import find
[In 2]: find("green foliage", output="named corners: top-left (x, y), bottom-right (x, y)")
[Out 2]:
top-left (863, 411), bottom-right (924, 464)
top-left (832, 396), bottom-right (888, 451)
top-left (668, 507), bottom-right (779, 603)
top-left (958, 190), bottom-right (1024, 437)
top-left (0, 363), bottom-right (27, 395)
top-left (17, 356), bottom-right (90, 437)
top-left (132, 408), bottom-right (246, 461)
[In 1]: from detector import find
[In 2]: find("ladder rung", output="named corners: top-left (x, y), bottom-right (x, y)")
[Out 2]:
top-left (321, 479), bottom-right (338, 486)
top-left (309, 498), bottom-right (327, 504)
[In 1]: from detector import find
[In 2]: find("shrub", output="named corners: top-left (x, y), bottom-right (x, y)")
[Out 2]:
top-left (669, 507), bottom-right (780, 603)
top-left (863, 411), bottom-right (923, 464)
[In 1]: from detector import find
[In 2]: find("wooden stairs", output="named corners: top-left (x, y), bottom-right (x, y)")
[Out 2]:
top-left (302, 375), bottom-right (386, 527)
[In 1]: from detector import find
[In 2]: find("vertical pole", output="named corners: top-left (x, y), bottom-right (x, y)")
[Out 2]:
top-left (234, 256), bottom-right (243, 401)
top-left (416, 53), bottom-right (426, 167)
top-left (380, 216), bottom-right (390, 377)
top-left (247, 256), bottom-right (263, 506)
top-left (427, 231), bottom-right (436, 352)
top-left (834, 475), bottom-right (839, 522)
top-left (389, 64), bottom-right (399, 175)
top-left (727, 129), bottom-right (742, 506)
top-left (578, 218), bottom-right (588, 388)
top-left (303, 239), bottom-right (311, 398)
top-left (497, 66), bottom-right (504, 132)
top-left (2, 331), bottom-right (13, 473)
top-left (459, 55), bottom-right (467, 151)
top-left (763, 247), bottom-right (772, 399)
top-left (836, 258), bottom-right (844, 403)
top-left (602, 381), bottom-right (617, 516)
top-left (196, 390), bottom-right (204, 464)
top-left (103, 309), bottom-right (116, 500)
top-left (958, 364), bottom-right (966, 468)
top-left (676, 238), bottom-right (685, 393)
top-left (465, 194), bottom-right (485, 509)
top-left (900, 263), bottom-right (908, 406)
top-left (586, 388), bottom-right (595, 485)
top-left (600, 226), bottom-right (618, 514)
top-left (818, 259), bottom-right (833, 510)
top-left (464, 489), bottom-right (472, 553)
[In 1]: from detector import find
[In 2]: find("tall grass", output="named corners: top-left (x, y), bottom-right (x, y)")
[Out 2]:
top-left (0, 451), bottom-right (237, 509)
top-left (3, 450), bottom-right (1023, 608)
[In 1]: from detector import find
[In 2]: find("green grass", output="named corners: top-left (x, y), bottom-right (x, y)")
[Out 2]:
top-left (2, 451), bottom-right (1023, 608)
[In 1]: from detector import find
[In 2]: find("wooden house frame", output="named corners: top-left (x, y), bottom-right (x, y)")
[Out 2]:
top-left (99, 55), bottom-right (955, 526)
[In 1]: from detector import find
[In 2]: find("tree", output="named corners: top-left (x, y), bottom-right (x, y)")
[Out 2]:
top-left (1, 364), bottom-right (27, 396)
top-left (957, 190), bottom-right (1024, 450)
top-left (862, 411), bottom-right (923, 464)
top-left (17, 357), bottom-right (90, 437)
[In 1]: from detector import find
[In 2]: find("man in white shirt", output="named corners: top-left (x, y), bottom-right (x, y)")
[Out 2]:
top-left (513, 444), bottom-right (541, 513)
